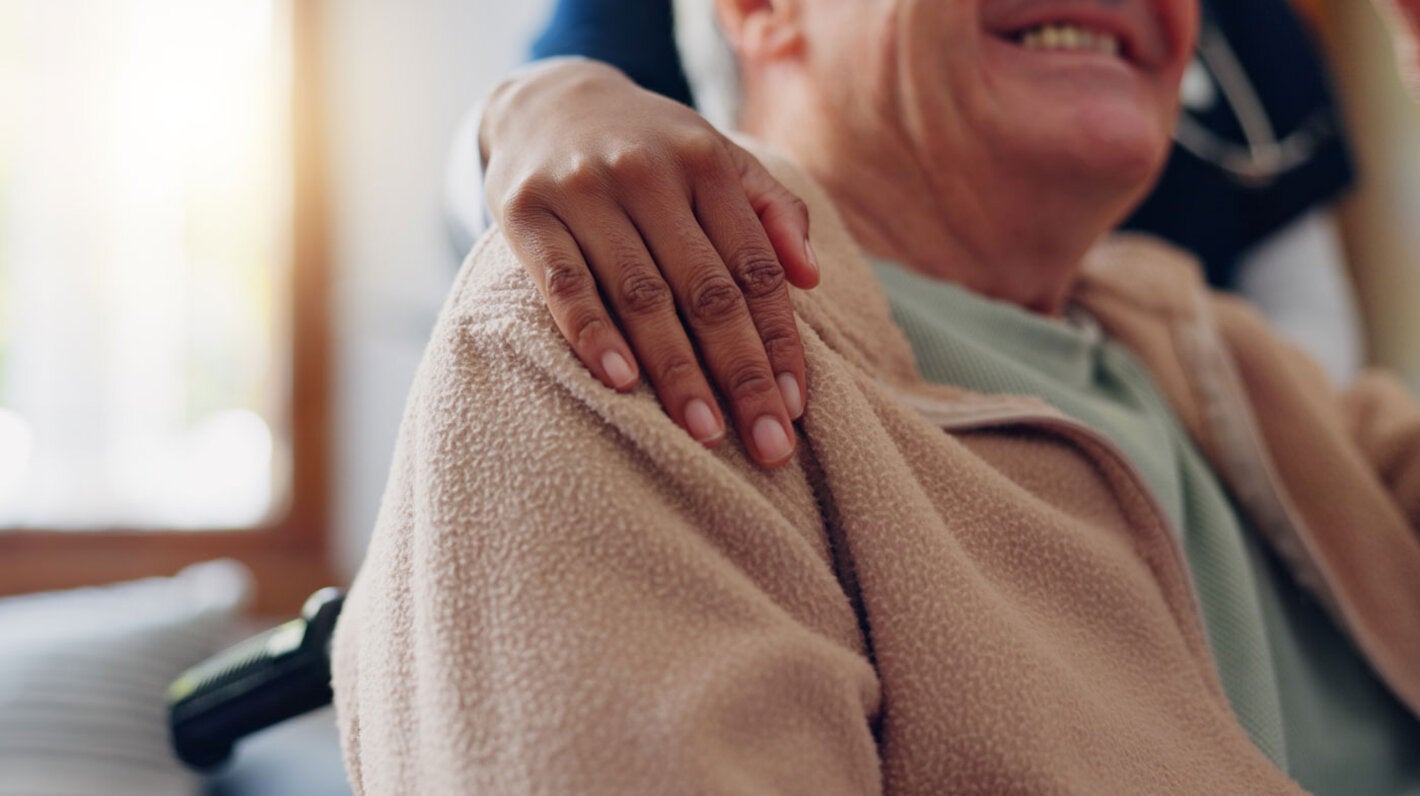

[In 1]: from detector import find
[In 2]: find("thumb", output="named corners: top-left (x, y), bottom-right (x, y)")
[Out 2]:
top-left (729, 142), bottom-right (819, 289)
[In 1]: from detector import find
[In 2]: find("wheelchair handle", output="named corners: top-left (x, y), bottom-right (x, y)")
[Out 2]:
top-left (168, 587), bottom-right (346, 770)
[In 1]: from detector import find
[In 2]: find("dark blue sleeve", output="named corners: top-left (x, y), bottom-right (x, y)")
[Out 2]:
top-left (530, 0), bottom-right (695, 106)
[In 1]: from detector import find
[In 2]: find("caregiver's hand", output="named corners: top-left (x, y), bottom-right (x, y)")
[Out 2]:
top-left (481, 60), bottom-right (818, 468)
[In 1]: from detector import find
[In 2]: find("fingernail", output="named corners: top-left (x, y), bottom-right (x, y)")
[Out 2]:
top-left (752, 415), bottom-right (794, 464)
top-left (685, 398), bottom-right (723, 444)
top-left (601, 351), bottom-right (636, 390)
top-left (804, 238), bottom-right (820, 276)
top-left (777, 373), bottom-right (804, 419)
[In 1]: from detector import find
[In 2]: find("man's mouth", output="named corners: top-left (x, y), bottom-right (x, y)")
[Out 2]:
top-left (1012, 23), bottom-right (1122, 58)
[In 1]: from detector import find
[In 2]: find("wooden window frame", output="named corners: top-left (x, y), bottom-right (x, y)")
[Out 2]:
top-left (0, 1), bottom-right (334, 615)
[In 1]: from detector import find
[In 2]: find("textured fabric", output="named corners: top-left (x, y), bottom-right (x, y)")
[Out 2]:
top-left (873, 262), bottom-right (1289, 766)
top-left (874, 263), bottom-right (1420, 794)
top-left (333, 144), bottom-right (1420, 795)
top-left (1077, 236), bottom-right (1420, 724)
top-left (872, 263), bottom-right (1187, 526)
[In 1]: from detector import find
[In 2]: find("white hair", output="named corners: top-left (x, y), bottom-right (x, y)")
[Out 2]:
top-left (672, 0), bottom-right (744, 130)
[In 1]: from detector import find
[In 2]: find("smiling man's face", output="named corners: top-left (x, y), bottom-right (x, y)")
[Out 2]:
top-left (798, 0), bottom-right (1198, 226)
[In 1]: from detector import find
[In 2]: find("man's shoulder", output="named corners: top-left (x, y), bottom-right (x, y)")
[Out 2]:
top-left (402, 228), bottom-right (601, 442)
top-left (445, 227), bottom-right (549, 333)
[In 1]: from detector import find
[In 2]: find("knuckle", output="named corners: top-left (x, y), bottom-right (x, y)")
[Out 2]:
top-left (604, 147), bottom-right (661, 183)
top-left (686, 273), bottom-right (746, 326)
top-left (723, 361), bottom-right (777, 400)
top-left (615, 268), bottom-right (674, 317)
top-left (787, 196), bottom-right (810, 223)
top-left (758, 322), bottom-right (801, 360)
top-left (730, 250), bottom-right (786, 299)
top-left (542, 258), bottom-right (594, 302)
top-left (677, 134), bottom-right (729, 172)
top-left (557, 157), bottom-right (608, 197)
top-left (568, 313), bottom-right (608, 350)
top-left (656, 358), bottom-right (703, 388)
top-left (501, 182), bottom-right (555, 227)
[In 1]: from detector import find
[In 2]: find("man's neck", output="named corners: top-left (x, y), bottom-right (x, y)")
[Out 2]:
top-left (756, 113), bottom-right (1122, 317)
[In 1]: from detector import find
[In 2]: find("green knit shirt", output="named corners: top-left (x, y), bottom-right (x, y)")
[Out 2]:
top-left (874, 261), bottom-right (1420, 795)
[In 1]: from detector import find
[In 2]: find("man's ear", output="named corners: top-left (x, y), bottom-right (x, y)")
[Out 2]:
top-left (714, 0), bottom-right (803, 60)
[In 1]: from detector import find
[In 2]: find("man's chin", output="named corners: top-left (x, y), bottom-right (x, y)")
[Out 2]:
top-left (1082, 94), bottom-right (1173, 157)
top-left (1034, 117), bottom-right (1171, 201)
top-left (999, 133), bottom-right (1169, 231)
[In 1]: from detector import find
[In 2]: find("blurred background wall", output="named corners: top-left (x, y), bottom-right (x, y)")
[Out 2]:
top-left (322, 0), bottom-right (551, 577)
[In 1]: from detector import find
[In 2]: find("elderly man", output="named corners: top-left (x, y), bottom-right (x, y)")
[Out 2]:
top-left (333, 0), bottom-right (1420, 792)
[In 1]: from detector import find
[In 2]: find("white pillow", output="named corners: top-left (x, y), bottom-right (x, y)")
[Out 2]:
top-left (0, 560), bottom-right (252, 796)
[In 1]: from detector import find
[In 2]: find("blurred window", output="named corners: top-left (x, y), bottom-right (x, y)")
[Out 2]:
top-left (0, 0), bottom-right (293, 530)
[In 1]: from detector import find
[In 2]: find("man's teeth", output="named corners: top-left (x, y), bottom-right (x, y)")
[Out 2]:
top-left (1018, 24), bottom-right (1121, 57)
